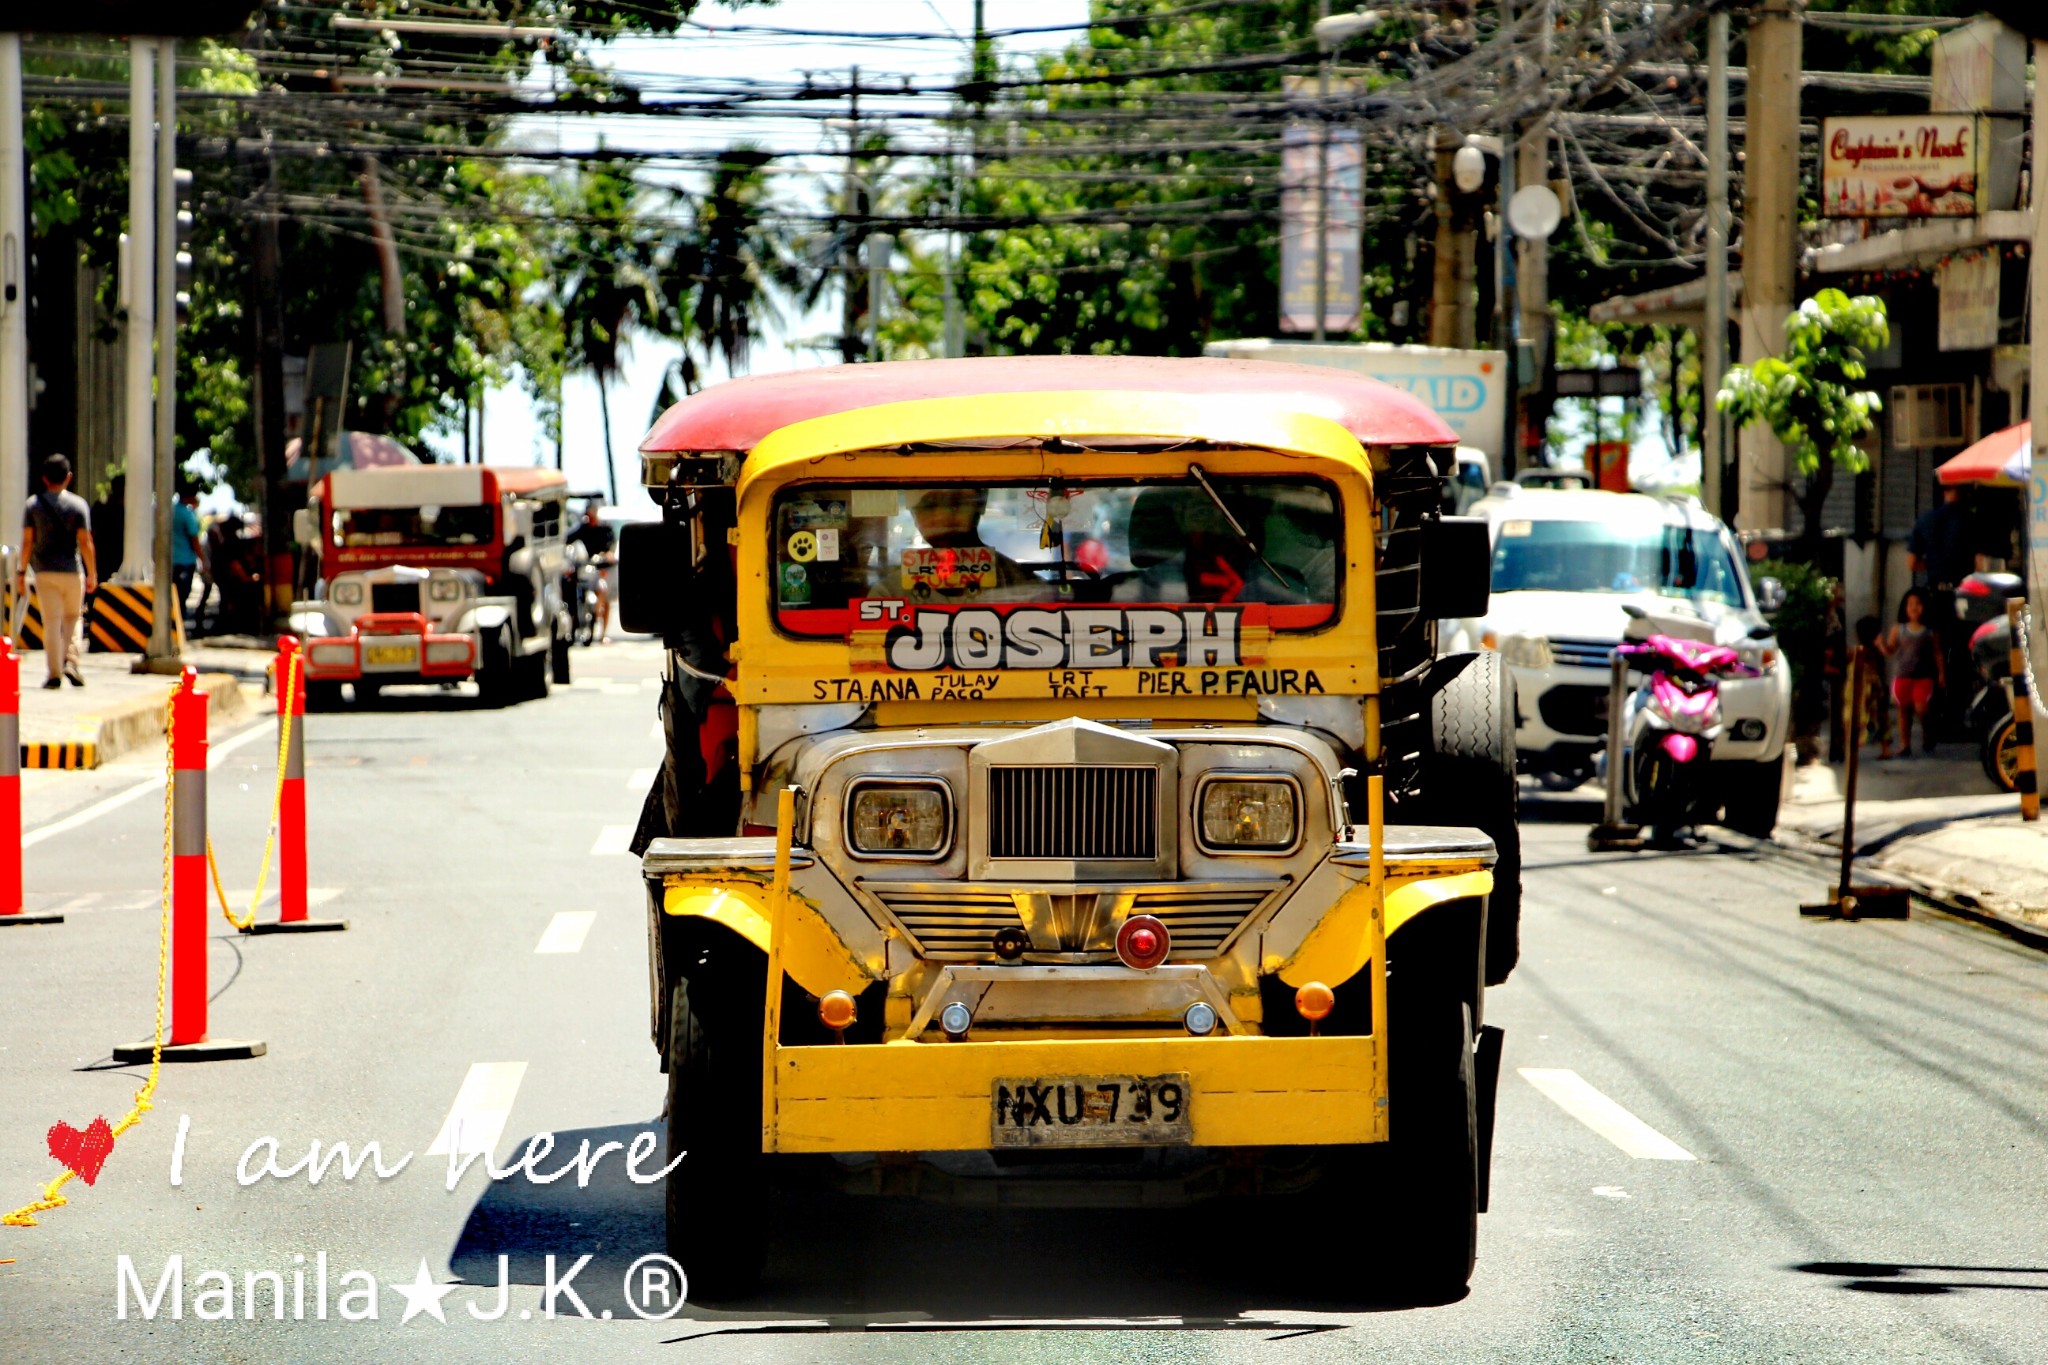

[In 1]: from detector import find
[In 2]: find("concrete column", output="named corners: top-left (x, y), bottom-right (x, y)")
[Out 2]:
top-left (0, 36), bottom-right (27, 556)
top-left (119, 38), bottom-right (155, 581)
top-left (147, 38), bottom-right (176, 660)
top-left (2026, 40), bottom-right (2048, 788)
top-left (1700, 8), bottom-right (1731, 519)
top-left (1734, 0), bottom-right (1801, 534)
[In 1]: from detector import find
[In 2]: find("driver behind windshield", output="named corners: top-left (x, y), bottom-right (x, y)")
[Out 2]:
top-left (1120, 485), bottom-right (1331, 605)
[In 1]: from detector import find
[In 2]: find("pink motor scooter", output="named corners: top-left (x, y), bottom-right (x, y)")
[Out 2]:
top-left (1617, 605), bottom-right (1762, 842)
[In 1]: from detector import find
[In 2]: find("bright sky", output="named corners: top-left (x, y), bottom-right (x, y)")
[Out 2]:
top-left (417, 0), bottom-right (1094, 513)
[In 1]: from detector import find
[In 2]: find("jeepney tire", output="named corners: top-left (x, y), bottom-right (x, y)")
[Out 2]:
top-left (1425, 650), bottom-right (1521, 987)
top-left (305, 681), bottom-right (343, 712)
top-left (1383, 977), bottom-right (1479, 1302)
top-left (1719, 754), bottom-right (1785, 838)
top-left (477, 629), bottom-right (515, 708)
top-left (550, 625), bottom-right (572, 685)
top-left (664, 976), bottom-right (768, 1302)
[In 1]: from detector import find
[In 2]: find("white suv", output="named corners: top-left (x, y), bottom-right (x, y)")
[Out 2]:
top-left (1442, 487), bottom-right (1792, 833)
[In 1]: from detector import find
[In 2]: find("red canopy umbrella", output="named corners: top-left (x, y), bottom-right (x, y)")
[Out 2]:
top-left (1936, 421), bottom-right (2030, 488)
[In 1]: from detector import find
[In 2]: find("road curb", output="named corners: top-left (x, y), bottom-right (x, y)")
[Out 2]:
top-left (20, 673), bottom-right (250, 770)
top-left (1708, 825), bottom-right (2048, 955)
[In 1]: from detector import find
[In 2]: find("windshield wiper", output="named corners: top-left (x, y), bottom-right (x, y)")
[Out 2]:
top-left (1185, 464), bottom-right (1298, 591)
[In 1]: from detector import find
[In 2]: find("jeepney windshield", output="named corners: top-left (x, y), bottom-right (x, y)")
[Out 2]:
top-left (333, 504), bottom-right (496, 549)
top-left (771, 476), bottom-right (1340, 637)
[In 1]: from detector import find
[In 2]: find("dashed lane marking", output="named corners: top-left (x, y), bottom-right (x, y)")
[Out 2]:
top-left (534, 911), bottom-right (597, 954)
top-left (425, 1062), bottom-right (528, 1158)
top-left (1518, 1068), bottom-right (1696, 1161)
top-left (628, 767), bottom-right (656, 792)
top-left (589, 825), bottom-right (633, 856)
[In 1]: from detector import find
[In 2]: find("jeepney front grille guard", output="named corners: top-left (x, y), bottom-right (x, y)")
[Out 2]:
top-left (1374, 443), bottom-right (1452, 809)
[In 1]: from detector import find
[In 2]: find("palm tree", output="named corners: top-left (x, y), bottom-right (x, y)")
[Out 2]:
top-left (555, 167), bottom-right (660, 503)
top-left (664, 148), bottom-right (802, 383)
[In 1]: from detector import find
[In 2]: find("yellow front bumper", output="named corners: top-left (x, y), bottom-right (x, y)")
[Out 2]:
top-left (766, 1033), bottom-right (1386, 1153)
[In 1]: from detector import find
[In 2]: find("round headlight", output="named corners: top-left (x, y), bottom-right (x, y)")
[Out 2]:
top-left (330, 580), bottom-right (364, 606)
top-left (428, 577), bottom-right (464, 602)
top-left (1198, 777), bottom-right (1300, 851)
top-left (846, 782), bottom-right (952, 857)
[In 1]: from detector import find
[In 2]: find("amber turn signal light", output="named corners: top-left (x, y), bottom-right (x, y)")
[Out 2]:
top-left (1115, 914), bottom-right (1171, 970)
top-left (1295, 981), bottom-right (1335, 1035)
top-left (818, 990), bottom-right (857, 1037)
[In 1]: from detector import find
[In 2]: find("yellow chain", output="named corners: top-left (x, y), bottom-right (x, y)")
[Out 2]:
top-left (4, 690), bottom-right (174, 1227)
top-left (207, 650), bottom-right (300, 934)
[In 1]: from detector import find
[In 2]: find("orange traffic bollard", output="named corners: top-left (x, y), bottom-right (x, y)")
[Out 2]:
top-left (250, 637), bottom-right (345, 934)
top-left (0, 638), bottom-right (58, 927)
top-left (113, 671), bottom-right (264, 1064)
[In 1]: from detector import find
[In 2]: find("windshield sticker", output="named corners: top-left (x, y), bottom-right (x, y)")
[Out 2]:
top-left (783, 498), bottom-right (849, 530)
top-left (779, 562), bottom-right (811, 604)
top-left (1500, 519), bottom-right (1533, 538)
top-left (814, 527), bottom-right (841, 563)
top-left (786, 530), bottom-right (819, 563)
top-left (900, 547), bottom-right (995, 597)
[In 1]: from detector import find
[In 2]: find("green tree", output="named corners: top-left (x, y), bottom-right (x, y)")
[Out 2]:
top-left (665, 149), bottom-right (803, 381)
top-left (1717, 288), bottom-right (1888, 554)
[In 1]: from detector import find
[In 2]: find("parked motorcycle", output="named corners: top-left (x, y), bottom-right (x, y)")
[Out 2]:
top-left (1954, 572), bottom-right (2029, 793)
top-left (1617, 604), bottom-right (1764, 843)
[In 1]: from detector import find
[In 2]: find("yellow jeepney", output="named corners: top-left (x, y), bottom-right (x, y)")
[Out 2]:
top-left (623, 362), bottom-right (1514, 1303)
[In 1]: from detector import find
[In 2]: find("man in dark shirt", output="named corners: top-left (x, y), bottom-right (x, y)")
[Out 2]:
top-left (567, 504), bottom-right (617, 643)
top-left (16, 454), bottom-right (97, 688)
top-left (1908, 486), bottom-right (1979, 591)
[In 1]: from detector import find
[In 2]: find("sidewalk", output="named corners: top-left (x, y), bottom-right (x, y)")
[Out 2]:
top-left (14, 640), bottom-right (269, 769)
top-left (1777, 751), bottom-right (2048, 933)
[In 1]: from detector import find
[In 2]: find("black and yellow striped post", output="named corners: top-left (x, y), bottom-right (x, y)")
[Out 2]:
top-left (88, 581), bottom-right (183, 653)
top-left (2009, 600), bottom-right (2037, 822)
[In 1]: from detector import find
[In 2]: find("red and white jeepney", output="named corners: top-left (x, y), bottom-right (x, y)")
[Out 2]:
top-left (289, 464), bottom-right (572, 705)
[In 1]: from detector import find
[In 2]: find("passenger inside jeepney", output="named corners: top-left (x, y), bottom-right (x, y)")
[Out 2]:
top-left (1121, 484), bottom-right (1336, 605)
top-left (907, 488), bottom-right (1035, 591)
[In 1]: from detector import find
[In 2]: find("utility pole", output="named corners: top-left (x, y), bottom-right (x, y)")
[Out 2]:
top-left (1513, 1), bottom-right (1554, 478)
top-left (1429, 131), bottom-right (1478, 349)
top-left (253, 148), bottom-right (290, 620)
top-left (1735, 0), bottom-right (1801, 535)
top-left (119, 38), bottom-right (155, 582)
top-left (1313, 0), bottom-right (1329, 343)
top-left (1700, 8), bottom-right (1731, 519)
top-left (840, 68), bottom-right (863, 365)
top-left (867, 233), bottom-right (890, 361)
top-left (2026, 37), bottom-right (2048, 794)
top-left (146, 38), bottom-right (178, 666)
top-left (0, 33), bottom-right (28, 558)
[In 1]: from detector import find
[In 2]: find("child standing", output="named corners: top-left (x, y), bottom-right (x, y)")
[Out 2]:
top-left (1880, 588), bottom-right (1944, 756)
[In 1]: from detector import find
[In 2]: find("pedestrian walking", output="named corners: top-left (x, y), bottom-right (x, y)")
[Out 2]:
top-left (1879, 589), bottom-right (1943, 757)
top-left (172, 484), bottom-right (205, 626)
top-left (14, 454), bottom-right (98, 689)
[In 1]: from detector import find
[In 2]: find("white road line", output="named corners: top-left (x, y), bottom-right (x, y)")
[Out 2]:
top-left (426, 1062), bottom-right (528, 1158)
top-left (534, 911), bottom-right (597, 954)
top-left (627, 767), bottom-right (656, 792)
top-left (21, 720), bottom-right (276, 849)
top-left (600, 682), bottom-right (641, 697)
top-left (1518, 1068), bottom-right (1696, 1161)
top-left (589, 825), bottom-right (633, 856)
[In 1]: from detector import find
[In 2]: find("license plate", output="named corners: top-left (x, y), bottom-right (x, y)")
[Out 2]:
top-left (365, 644), bottom-right (417, 667)
top-left (991, 1073), bottom-right (1191, 1148)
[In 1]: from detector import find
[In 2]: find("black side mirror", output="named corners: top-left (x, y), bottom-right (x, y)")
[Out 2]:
top-left (1748, 623), bottom-right (1775, 640)
top-left (1419, 516), bottom-right (1491, 620)
top-left (618, 521), bottom-right (683, 637)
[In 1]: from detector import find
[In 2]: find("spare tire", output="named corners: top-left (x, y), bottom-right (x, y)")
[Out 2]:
top-left (1420, 651), bottom-right (1522, 986)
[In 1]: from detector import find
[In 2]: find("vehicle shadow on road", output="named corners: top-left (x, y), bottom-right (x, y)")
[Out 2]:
top-left (452, 1123), bottom-right (1459, 1325)
top-left (1790, 1260), bottom-right (2048, 1296)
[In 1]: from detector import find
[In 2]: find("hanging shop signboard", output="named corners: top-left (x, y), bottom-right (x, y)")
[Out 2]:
top-left (1937, 250), bottom-right (2001, 352)
top-left (1820, 115), bottom-right (1990, 218)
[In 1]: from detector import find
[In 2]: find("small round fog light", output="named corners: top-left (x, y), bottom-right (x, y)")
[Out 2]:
top-left (1183, 1001), bottom-right (1219, 1036)
top-left (1115, 914), bottom-right (1171, 970)
top-left (1294, 981), bottom-right (1336, 1035)
top-left (939, 1001), bottom-right (973, 1039)
top-left (818, 990), bottom-right (857, 1036)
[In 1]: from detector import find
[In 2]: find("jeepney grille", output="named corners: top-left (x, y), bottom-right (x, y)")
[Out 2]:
top-left (371, 581), bottom-right (420, 615)
top-left (872, 884), bottom-right (1275, 961)
top-left (987, 765), bottom-right (1157, 861)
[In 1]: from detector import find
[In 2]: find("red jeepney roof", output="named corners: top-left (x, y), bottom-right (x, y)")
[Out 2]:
top-left (639, 355), bottom-right (1456, 454)
top-left (488, 466), bottom-right (570, 495)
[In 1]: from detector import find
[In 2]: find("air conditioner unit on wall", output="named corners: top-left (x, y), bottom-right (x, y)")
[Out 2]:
top-left (1889, 383), bottom-right (1970, 448)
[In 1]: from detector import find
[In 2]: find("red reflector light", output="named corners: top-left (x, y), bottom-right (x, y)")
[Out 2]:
top-left (1115, 915), bottom-right (1170, 970)
top-left (1960, 577), bottom-right (1990, 596)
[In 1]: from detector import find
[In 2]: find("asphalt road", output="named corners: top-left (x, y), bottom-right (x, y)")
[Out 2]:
top-left (2, 639), bottom-right (2043, 1362)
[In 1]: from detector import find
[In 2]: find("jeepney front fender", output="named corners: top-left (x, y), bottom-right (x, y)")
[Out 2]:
top-left (660, 878), bottom-right (875, 999)
top-left (1269, 832), bottom-right (1495, 988)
